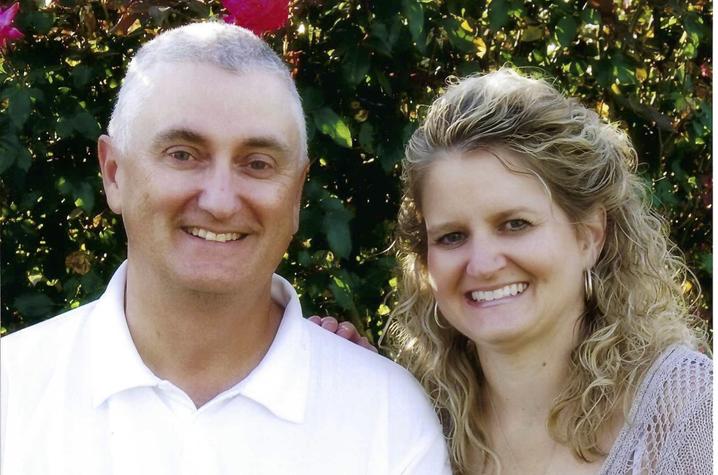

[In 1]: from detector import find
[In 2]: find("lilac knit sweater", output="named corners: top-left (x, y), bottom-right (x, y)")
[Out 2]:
top-left (598, 345), bottom-right (713, 474)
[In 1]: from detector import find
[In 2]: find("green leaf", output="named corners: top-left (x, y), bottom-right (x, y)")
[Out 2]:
top-left (613, 62), bottom-right (636, 85)
top-left (700, 253), bottom-right (712, 274)
top-left (377, 144), bottom-right (403, 173)
top-left (329, 274), bottom-right (356, 312)
top-left (683, 13), bottom-right (705, 43)
top-left (521, 24), bottom-right (544, 42)
top-left (298, 250), bottom-right (310, 266)
top-left (442, 18), bottom-right (475, 53)
top-left (358, 122), bottom-right (375, 154)
top-left (313, 107), bottom-right (353, 148)
top-left (21, 11), bottom-right (55, 34)
top-left (555, 16), bottom-right (578, 47)
top-left (73, 110), bottom-right (102, 140)
top-left (0, 145), bottom-right (14, 174)
top-left (6, 88), bottom-right (32, 128)
top-left (14, 293), bottom-right (55, 318)
top-left (369, 19), bottom-right (401, 56)
top-left (57, 117), bottom-right (75, 138)
top-left (74, 182), bottom-right (95, 213)
top-left (341, 48), bottom-right (370, 87)
top-left (15, 147), bottom-right (31, 172)
top-left (402, 0), bottom-right (425, 47)
top-left (489, 0), bottom-right (510, 30)
top-left (321, 197), bottom-right (353, 259)
top-left (72, 65), bottom-right (92, 89)
top-left (373, 70), bottom-right (393, 95)
top-left (323, 214), bottom-right (352, 259)
top-left (300, 87), bottom-right (324, 113)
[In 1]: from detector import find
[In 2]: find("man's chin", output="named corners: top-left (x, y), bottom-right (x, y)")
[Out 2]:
top-left (175, 273), bottom-right (246, 296)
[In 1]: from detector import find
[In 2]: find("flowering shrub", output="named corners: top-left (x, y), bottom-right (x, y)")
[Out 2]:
top-left (222, 0), bottom-right (289, 35)
top-left (0, 0), bottom-right (712, 339)
top-left (0, 2), bottom-right (22, 49)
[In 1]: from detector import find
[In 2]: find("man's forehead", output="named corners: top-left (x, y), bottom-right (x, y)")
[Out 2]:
top-left (119, 60), bottom-right (305, 160)
top-left (129, 60), bottom-right (278, 95)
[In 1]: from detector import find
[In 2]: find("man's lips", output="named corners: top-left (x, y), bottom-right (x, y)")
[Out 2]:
top-left (184, 226), bottom-right (247, 243)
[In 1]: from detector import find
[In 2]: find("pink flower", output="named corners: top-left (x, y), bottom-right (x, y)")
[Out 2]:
top-left (0, 2), bottom-right (23, 49)
top-left (222, 0), bottom-right (290, 35)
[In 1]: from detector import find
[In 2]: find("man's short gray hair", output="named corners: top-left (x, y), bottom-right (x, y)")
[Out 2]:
top-left (107, 21), bottom-right (307, 159)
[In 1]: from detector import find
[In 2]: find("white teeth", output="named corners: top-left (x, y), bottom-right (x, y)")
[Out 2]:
top-left (188, 227), bottom-right (242, 242)
top-left (471, 283), bottom-right (527, 302)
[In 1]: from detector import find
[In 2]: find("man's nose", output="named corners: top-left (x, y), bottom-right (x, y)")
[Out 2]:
top-left (465, 237), bottom-right (507, 278)
top-left (196, 165), bottom-right (240, 220)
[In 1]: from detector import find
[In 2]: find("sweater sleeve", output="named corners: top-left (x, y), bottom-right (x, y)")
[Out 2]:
top-left (655, 352), bottom-right (713, 474)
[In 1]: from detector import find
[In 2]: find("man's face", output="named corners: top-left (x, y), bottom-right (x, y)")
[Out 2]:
top-left (100, 62), bottom-right (307, 295)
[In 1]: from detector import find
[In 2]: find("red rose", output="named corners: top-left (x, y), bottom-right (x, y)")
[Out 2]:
top-left (222, 0), bottom-right (290, 35)
top-left (0, 2), bottom-right (23, 50)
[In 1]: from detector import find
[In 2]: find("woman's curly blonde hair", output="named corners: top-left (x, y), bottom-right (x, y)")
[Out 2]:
top-left (387, 67), bottom-right (707, 474)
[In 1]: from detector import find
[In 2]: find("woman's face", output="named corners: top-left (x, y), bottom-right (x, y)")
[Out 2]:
top-left (421, 148), bottom-right (602, 351)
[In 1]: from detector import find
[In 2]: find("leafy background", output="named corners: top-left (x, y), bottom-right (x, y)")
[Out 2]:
top-left (1, 0), bottom-right (711, 345)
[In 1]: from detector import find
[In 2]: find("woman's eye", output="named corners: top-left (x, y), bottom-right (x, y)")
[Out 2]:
top-left (168, 150), bottom-right (195, 162)
top-left (503, 219), bottom-right (530, 232)
top-left (437, 232), bottom-right (465, 246)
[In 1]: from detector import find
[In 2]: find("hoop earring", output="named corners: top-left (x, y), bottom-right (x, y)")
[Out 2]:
top-left (583, 269), bottom-right (594, 303)
top-left (433, 302), bottom-right (449, 329)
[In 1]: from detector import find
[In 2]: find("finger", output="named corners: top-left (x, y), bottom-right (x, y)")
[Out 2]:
top-left (307, 316), bottom-right (322, 325)
top-left (320, 316), bottom-right (339, 333)
top-left (337, 322), bottom-right (360, 342)
top-left (360, 337), bottom-right (379, 353)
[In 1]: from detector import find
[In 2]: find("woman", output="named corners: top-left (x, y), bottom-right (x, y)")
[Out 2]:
top-left (316, 67), bottom-right (712, 474)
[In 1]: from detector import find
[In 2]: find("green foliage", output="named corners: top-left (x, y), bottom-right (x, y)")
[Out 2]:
top-left (1, 0), bottom-right (711, 341)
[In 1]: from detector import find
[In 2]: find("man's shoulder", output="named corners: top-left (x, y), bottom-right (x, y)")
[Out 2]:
top-left (298, 317), bottom-right (449, 472)
top-left (1, 301), bottom-right (98, 363)
top-left (300, 317), bottom-right (426, 394)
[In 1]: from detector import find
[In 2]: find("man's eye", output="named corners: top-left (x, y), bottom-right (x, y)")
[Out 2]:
top-left (503, 219), bottom-right (530, 232)
top-left (248, 160), bottom-right (270, 170)
top-left (436, 232), bottom-right (465, 246)
top-left (168, 150), bottom-right (195, 162)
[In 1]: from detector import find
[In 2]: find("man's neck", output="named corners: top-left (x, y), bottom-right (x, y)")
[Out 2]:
top-left (123, 264), bottom-right (283, 408)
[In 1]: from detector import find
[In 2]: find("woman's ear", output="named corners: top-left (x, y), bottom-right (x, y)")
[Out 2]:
top-left (580, 207), bottom-right (607, 267)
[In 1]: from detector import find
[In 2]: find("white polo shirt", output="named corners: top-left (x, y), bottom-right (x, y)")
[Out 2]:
top-left (1, 262), bottom-right (450, 475)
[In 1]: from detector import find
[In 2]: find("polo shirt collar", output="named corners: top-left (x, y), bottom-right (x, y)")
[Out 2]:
top-left (232, 274), bottom-right (310, 423)
top-left (89, 262), bottom-right (161, 408)
top-left (88, 262), bottom-right (310, 424)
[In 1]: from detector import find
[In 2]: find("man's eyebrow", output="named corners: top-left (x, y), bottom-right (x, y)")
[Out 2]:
top-left (151, 129), bottom-right (293, 156)
top-left (151, 128), bottom-right (209, 149)
top-left (243, 136), bottom-right (293, 156)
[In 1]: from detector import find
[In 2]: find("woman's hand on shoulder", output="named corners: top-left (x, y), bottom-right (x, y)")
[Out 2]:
top-left (308, 316), bottom-right (378, 353)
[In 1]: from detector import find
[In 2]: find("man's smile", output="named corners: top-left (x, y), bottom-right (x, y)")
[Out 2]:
top-left (185, 226), bottom-right (247, 242)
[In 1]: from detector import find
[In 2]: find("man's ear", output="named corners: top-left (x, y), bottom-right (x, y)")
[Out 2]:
top-left (580, 207), bottom-right (607, 268)
top-left (292, 159), bottom-right (310, 234)
top-left (97, 135), bottom-right (123, 214)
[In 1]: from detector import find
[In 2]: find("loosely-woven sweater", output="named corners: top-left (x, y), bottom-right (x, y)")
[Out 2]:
top-left (599, 345), bottom-right (713, 474)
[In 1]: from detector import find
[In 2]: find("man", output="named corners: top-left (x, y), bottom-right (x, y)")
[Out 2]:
top-left (1, 22), bottom-right (450, 474)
